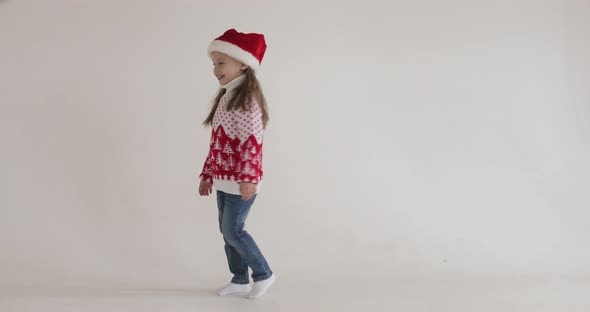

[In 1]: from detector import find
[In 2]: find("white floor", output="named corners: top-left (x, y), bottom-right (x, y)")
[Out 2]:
top-left (1, 273), bottom-right (588, 312)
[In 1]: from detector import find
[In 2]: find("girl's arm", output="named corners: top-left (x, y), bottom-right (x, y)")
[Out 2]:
top-left (234, 97), bottom-right (264, 184)
top-left (198, 143), bottom-right (214, 184)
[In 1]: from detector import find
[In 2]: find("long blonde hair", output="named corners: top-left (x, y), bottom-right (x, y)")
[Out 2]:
top-left (202, 67), bottom-right (269, 129)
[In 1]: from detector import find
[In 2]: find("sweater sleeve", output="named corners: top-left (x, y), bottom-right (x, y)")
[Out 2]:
top-left (234, 97), bottom-right (264, 184)
top-left (198, 135), bottom-right (214, 184)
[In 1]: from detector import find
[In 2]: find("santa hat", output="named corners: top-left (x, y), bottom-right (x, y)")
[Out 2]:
top-left (207, 29), bottom-right (267, 71)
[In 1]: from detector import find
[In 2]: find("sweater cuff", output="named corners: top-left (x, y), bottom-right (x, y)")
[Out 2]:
top-left (199, 173), bottom-right (213, 184)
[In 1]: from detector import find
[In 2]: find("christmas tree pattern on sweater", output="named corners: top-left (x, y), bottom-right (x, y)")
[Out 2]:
top-left (199, 93), bottom-right (264, 185)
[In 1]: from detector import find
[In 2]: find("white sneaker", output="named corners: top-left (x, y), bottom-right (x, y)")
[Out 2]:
top-left (216, 283), bottom-right (251, 296)
top-left (248, 274), bottom-right (276, 299)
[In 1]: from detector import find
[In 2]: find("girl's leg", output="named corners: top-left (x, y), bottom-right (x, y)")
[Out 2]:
top-left (216, 191), bottom-right (250, 284)
top-left (220, 192), bottom-right (273, 282)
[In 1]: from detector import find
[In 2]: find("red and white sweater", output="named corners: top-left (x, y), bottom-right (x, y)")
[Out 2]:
top-left (199, 74), bottom-right (264, 195)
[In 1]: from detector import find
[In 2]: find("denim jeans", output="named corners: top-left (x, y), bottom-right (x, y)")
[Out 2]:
top-left (216, 190), bottom-right (273, 284)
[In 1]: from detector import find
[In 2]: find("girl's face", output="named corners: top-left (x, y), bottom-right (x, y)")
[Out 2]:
top-left (210, 51), bottom-right (248, 85)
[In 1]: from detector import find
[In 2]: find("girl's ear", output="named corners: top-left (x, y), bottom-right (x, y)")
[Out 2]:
top-left (240, 64), bottom-right (248, 70)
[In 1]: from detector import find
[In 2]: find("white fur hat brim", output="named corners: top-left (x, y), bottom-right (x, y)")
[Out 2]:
top-left (208, 40), bottom-right (260, 71)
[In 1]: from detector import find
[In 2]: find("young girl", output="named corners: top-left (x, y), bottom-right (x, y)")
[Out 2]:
top-left (197, 29), bottom-right (275, 299)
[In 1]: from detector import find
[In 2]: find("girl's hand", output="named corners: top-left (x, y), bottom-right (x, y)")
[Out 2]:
top-left (199, 179), bottom-right (213, 196)
top-left (239, 182), bottom-right (257, 201)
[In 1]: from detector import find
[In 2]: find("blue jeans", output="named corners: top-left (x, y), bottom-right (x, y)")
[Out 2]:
top-left (216, 190), bottom-right (273, 284)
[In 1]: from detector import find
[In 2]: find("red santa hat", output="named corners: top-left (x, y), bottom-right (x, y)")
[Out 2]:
top-left (207, 29), bottom-right (267, 71)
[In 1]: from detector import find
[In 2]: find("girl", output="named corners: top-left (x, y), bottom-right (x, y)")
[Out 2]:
top-left (197, 29), bottom-right (275, 299)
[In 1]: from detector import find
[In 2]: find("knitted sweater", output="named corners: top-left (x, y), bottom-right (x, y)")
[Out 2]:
top-left (199, 74), bottom-right (264, 195)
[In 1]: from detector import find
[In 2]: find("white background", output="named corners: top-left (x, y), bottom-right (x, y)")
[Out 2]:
top-left (1, 0), bottom-right (589, 292)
